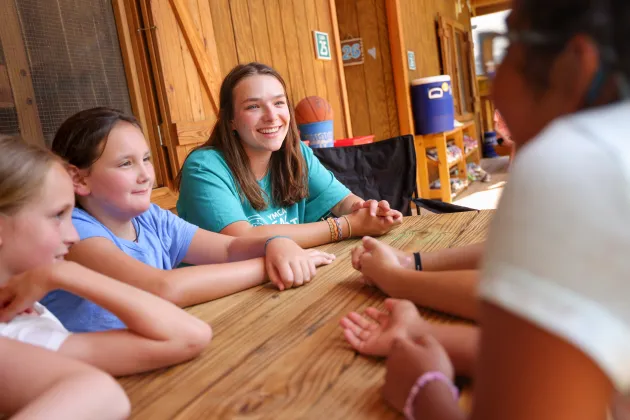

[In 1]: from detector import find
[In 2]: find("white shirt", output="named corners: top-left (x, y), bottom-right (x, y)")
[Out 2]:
top-left (0, 302), bottom-right (71, 351)
top-left (480, 101), bottom-right (630, 391)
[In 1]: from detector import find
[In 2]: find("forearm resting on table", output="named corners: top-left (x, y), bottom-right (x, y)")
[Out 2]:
top-left (427, 324), bottom-right (479, 378)
top-left (222, 220), bottom-right (345, 248)
top-left (224, 236), bottom-right (268, 262)
top-left (163, 259), bottom-right (268, 307)
top-left (422, 242), bottom-right (486, 271)
top-left (386, 267), bottom-right (479, 320)
top-left (386, 268), bottom-right (479, 320)
top-left (54, 262), bottom-right (210, 339)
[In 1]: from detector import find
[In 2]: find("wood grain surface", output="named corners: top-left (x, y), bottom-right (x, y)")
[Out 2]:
top-left (119, 211), bottom-right (492, 419)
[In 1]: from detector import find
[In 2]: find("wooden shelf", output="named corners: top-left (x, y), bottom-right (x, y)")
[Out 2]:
top-left (0, 101), bottom-right (15, 109)
top-left (459, 121), bottom-right (475, 130)
top-left (416, 121), bottom-right (481, 204)
top-left (464, 147), bottom-right (478, 159)
top-left (428, 180), bottom-right (469, 200)
top-left (428, 189), bottom-right (443, 199)
top-left (427, 155), bottom-right (462, 169)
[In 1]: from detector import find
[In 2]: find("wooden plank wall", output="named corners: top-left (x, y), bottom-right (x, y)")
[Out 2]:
top-left (336, 0), bottom-right (399, 141)
top-left (149, 0), bottom-right (222, 169)
top-left (398, 0), bottom-right (482, 139)
top-left (399, 0), bottom-right (472, 81)
top-left (209, 0), bottom-right (350, 140)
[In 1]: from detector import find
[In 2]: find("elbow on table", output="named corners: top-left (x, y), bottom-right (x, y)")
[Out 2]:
top-left (171, 321), bottom-right (213, 364)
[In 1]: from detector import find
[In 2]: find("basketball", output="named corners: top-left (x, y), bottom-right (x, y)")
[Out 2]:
top-left (295, 96), bottom-right (333, 125)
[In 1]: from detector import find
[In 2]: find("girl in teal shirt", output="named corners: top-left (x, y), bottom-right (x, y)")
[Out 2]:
top-left (177, 63), bottom-right (403, 248)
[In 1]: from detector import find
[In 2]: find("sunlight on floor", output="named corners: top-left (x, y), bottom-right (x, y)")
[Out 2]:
top-left (454, 187), bottom-right (505, 210)
top-left (452, 157), bottom-right (510, 210)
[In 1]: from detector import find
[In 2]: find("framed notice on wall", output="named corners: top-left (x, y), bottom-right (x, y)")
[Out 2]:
top-left (340, 38), bottom-right (364, 66)
top-left (313, 31), bottom-right (332, 60)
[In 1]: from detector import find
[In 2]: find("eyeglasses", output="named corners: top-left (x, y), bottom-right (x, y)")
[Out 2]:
top-left (494, 29), bottom-right (566, 49)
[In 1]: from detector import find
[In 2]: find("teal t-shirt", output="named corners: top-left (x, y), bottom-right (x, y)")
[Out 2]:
top-left (177, 142), bottom-right (351, 232)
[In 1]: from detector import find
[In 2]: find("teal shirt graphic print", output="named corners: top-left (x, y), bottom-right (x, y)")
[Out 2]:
top-left (176, 141), bottom-right (351, 232)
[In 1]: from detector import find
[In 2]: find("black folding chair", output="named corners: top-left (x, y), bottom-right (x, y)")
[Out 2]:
top-left (311, 135), bottom-right (417, 216)
top-left (412, 198), bottom-right (477, 214)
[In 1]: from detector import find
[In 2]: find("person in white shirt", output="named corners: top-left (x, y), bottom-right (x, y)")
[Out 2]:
top-left (341, 0), bottom-right (630, 419)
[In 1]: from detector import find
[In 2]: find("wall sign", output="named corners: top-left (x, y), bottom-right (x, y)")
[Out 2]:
top-left (407, 50), bottom-right (416, 70)
top-left (313, 31), bottom-right (332, 60)
top-left (340, 38), bottom-right (364, 66)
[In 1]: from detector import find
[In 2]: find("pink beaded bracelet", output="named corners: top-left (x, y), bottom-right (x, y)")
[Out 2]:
top-left (403, 371), bottom-right (459, 420)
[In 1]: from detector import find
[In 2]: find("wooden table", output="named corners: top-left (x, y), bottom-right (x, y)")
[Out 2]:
top-left (119, 211), bottom-right (494, 419)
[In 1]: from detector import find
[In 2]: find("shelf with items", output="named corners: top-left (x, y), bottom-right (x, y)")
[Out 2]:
top-left (426, 143), bottom-right (463, 169)
top-left (461, 120), bottom-right (481, 163)
top-left (428, 178), bottom-right (469, 200)
top-left (415, 120), bottom-right (482, 203)
top-left (416, 126), bottom-right (468, 203)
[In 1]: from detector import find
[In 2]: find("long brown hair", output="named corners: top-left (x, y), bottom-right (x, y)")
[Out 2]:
top-left (176, 63), bottom-right (308, 211)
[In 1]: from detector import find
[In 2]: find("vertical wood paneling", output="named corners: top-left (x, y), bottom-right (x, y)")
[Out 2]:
top-left (400, 0), bottom-right (472, 80)
top-left (180, 0), bottom-right (204, 121)
top-left (336, 0), bottom-right (371, 137)
top-left (248, 0), bottom-right (274, 66)
top-left (328, 0), bottom-right (352, 138)
top-left (195, 0), bottom-right (222, 116)
top-left (150, 0), bottom-right (191, 122)
top-left (303, 0), bottom-right (328, 100)
top-left (209, 0), bottom-right (238, 78)
top-left (375, 0), bottom-right (399, 137)
top-left (263, 0), bottom-right (291, 89)
top-left (315, 0), bottom-right (346, 139)
top-left (293, 0), bottom-right (318, 98)
top-left (356, 0), bottom-right (390, 141)
top-left (336, 0), bottom-right (398, 140)
top-left (151, 0), bottom-right (351, 156)
top-left (230, 0), bottom-right (256, 63)
top-left (279, 1), bottom-right (306, 104)
top-left (170, 0), bottom-right (221, 112)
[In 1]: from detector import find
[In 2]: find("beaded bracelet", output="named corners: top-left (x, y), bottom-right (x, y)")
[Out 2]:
top-left (333, 217), bottom-right (343, 241)
top-left (326, 218), bottom-right (336, 242)
top-left (403, 371), bottom-right (458, 420)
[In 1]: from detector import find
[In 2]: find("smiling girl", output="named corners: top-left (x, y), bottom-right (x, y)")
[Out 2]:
top-left (176, 63), bottom-right (403, 248)
top-left (45, 107), bottom-right (334, 333)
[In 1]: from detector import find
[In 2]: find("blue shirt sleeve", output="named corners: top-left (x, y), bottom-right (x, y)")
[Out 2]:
top-left (72, 208), bottom-right (116, 241)
top-left (301, 142), bottom-right (351, 222)
top-left (145, 204), bottom-right (198, 268)
top-left (177, 149), bottom-right (249, 232)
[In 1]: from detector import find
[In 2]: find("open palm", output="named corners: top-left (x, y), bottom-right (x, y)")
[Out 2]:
top-left (339, 298), bottom-right (426, 357)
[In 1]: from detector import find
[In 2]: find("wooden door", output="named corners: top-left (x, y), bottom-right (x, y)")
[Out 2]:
top-left (437, 14), bottom-right (480, 122)
top-left (143, 0), bottom-right (223, 173)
